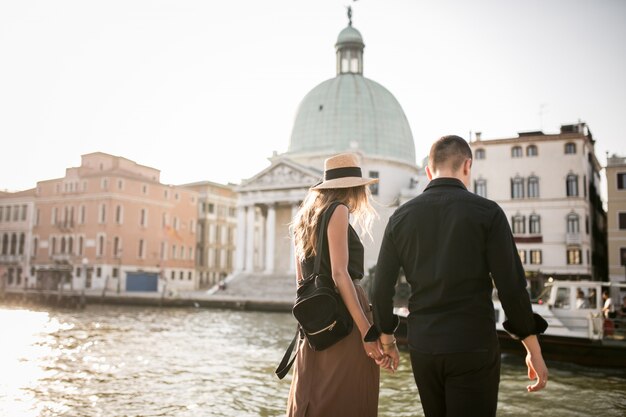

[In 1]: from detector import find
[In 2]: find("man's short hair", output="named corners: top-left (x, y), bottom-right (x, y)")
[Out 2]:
top-left (428, 135), bottom-right (473, 173)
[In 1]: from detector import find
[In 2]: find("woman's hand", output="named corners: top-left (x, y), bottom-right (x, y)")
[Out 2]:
top-left (379, 335), bottom-right (400, 373)
top-left (362, 339), bottom-right (384, 362)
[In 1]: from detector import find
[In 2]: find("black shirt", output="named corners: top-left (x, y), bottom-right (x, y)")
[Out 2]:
top-left (372, 177), bottom-right (545, 354)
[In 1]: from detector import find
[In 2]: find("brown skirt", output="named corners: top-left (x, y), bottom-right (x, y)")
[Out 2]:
top-left (286, 283), bottom-right (379, 417)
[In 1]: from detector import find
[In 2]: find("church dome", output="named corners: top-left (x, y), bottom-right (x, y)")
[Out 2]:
top-left (288, 75), bottom-right (416, 164)
top-left (287, 23), bottom-right (415, 165)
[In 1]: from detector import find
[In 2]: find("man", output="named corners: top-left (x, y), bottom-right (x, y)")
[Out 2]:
top-left (372, 135), bottom-right (548, 417)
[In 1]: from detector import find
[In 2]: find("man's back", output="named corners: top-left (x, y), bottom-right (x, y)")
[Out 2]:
top-left (376, 177), bottom-right (535, 354)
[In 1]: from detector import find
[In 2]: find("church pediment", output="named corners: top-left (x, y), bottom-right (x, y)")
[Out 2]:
top-left (238, 158), bottom-right (321, 192)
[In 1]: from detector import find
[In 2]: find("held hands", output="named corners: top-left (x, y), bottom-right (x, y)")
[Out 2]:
top-left (378, 335), bottom-right (399, 373)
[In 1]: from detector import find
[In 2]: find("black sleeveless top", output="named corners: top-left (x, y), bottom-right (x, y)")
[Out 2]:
top-left (300, 202), bottom-right (365, 280)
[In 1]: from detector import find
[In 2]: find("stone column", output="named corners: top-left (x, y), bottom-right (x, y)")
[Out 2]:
top-left (245, 205), bottom-right (256, 273)
top-left (264, 203), bottom-right (276, 274)
top-left (289, 203), bottom-right (298, 274)
top-left (234, 204), bottom-right (246, 273)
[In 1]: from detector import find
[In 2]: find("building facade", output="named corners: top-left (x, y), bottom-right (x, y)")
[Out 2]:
top-left (470, 124), bottom-right (608, 294)
top-left (182, 181), bottom-right (237, 288)
top-left (0, 190), bottom-right (36, 290)
top-left (20, 152), bottom-right (198, 293)
top-left (606, 155), bottom-right (626, 284)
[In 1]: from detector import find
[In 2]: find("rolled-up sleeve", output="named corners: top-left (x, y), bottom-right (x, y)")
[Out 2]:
top-left (487, 206), bottom-right (548, 339)
top-left (371, 218), bottom-right (401, 337)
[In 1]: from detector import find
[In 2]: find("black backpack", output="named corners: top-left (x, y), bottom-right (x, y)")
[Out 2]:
top-left (275, 202), bottom-right (354, 379)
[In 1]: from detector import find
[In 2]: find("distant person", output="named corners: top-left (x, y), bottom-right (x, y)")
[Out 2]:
top-left (587, 288), bottom-right (597, 308)
top-left (286, 153), bottom-right (391, 417)
top-left (602, 290), bottom-right (615, 319)
top-left (372, 135), bottom-right (549, 417)
top-left (575, 289), bottom-right (588, 309)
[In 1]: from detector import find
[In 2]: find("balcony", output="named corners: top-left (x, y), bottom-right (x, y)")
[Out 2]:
top-left (51, 254), bottom-right (73, 262)
top-left (0, 254), bottom-right (25, 264)
top-left (565, 233), bottom-right (582, 245)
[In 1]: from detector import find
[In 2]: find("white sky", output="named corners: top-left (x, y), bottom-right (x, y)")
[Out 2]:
top-left (1, 0), bottom-right (625, 192)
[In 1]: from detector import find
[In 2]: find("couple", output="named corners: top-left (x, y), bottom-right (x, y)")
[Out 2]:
top-left (286, 136), bottom-right (549, 417)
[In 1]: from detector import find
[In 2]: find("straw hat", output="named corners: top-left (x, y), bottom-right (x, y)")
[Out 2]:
top-left (311, 153), bottom-right (379, 190)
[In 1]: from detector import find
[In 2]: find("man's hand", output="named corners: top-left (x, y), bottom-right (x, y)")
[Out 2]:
top-left (522, 335), bottom-right (548, 392)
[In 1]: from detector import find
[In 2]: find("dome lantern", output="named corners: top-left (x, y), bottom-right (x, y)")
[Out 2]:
top-left (335, 7), bottom-right (364, 75)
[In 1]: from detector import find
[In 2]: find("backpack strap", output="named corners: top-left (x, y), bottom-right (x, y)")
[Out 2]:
top-left (275, 327), bottom-right (300, 379)
top-left (313, 201), bottom-right (343, 275)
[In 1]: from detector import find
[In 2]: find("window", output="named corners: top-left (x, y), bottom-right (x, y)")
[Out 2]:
top-left (172, 244), bottom-right (177, 260)
top-left (21, 205), bottom-right (27, 221)
top-left (188, 271), bottom-right (192, 281)
top-left (142, 185), bottom-right (148, 195)
top-left (511, 146), bottom-right (523, 158)
top-left (80, 205), bottom-right (86, 224)
top-left (12, 206), bottom-right (19, 221)
top-left (112, 268), bottom-right (118, 278)
top-left (564, 142), bottom-right (576, 154)
top-left (208, 204), bottom-right (215, 214)
top-left (619, 213), bottom-right (626, 230)
top-left (51, 237), bottom-right (57, 255)
top-left (567, 248), bottom-right (582, 265)
top-left (140, 208), bottom-right (147, 227)
top-left (0, 206), bottom-right (3, 222)
top-left (512, 215), bottom-right (525, 234)
top-left (567, 213), bottom-right (580, 233)
top-left (97, 234), bottom-right (105, 257)
top-left (555, 287), bottom-right (571, 309)
top-left (117, 179), bottom-right (124, 190)
top-left (617, 173), bottom-right (626, 190)
top-left (526, 145), bottom-right (538, 157)
top-left (518, 250), bottom-right (527, 264)
top-left (171, 270), bottom-right (175, 280)
top-left (116, 205), bottom-right (123, 224)
top-left (18, 233), bottom-right (25, 255)
top-left (99, 204), bottom-right (107, 223)
top-left (173, 217), bottom-right (179, 230)
top-left (113, 237), bottom-right (121, 258)
top-left (51, 207), bottom-right (57, 225)
top-left (474, 179), bottom-right (487, 198)
top-left (566, 174), bottom-right (579, 197)
top-left (78, 236), bottom-right (84, 255)
top-left (179, 271), bottom-right (184, 280)
top-left (164, 189), bottom-right (169, 199)
top-left (475, 148), bottom-right (485, 160)
top-left (511, 177), bottom-right (524, 199)
top-left (32, 237), bottom-right (38, 257)
top-left (138, 239), bottom-right (145, 259)
top-left (369, 171), bottom-right (379, 195)
top-left (4, 206), bottom-right (10, 222)
top-left (530, 250), bottom-right (542, 265)
top-left (621, 248), bottom-right (626, 266)
top-left (527, 176), bottom-right (539, 198)
top-left (529, 214), bottom-right (541, 234)
top-left (101, 178), bottom-right (108, 189)
top-left (161, 241), bottom-right (167, 261)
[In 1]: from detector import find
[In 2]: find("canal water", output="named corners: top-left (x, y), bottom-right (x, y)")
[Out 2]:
top-left (0, 305), bottom-right (624, 417)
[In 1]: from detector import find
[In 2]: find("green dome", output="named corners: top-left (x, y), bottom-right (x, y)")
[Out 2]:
top-left (336, 26), bottom-right (364, 47)
top-left (288, 74), bottom-right (416, 164)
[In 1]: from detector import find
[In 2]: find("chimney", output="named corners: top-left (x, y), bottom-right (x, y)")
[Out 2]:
top-left (475, 132), bottom-right (482, 141)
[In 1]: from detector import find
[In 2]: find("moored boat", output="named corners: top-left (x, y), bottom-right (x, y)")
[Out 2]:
top-left (394, 280), bottom-right (626, 368)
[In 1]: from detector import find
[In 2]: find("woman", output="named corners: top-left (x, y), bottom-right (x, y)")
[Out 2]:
top-left (286, 153), bottom-right (393, 417)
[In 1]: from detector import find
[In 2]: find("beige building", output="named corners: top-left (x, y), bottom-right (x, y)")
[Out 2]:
top-left (470, 123), bottom-right (608, 295)
top-left (606, 155), bottom-right (626, 284)
top-left (182, 181), bottom-right (237, 288)
top-left (0, 190), bottom-right (36, 289)
top-left (29, 152), bottom-right (198, 293)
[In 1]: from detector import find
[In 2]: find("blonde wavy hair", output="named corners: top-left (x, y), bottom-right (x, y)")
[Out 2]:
top-left (291, 185), bottom-right (377, 262)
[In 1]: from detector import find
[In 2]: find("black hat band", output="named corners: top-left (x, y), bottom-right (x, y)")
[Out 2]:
top-left (324, 167), bottom-right (362, 181)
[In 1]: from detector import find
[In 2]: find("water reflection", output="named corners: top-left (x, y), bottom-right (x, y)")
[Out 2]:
top-left (0, 306), bottom-right (624, 417)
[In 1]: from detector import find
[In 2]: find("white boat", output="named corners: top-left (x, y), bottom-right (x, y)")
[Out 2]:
top-left (394, 280), bottom-right (626, 368)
